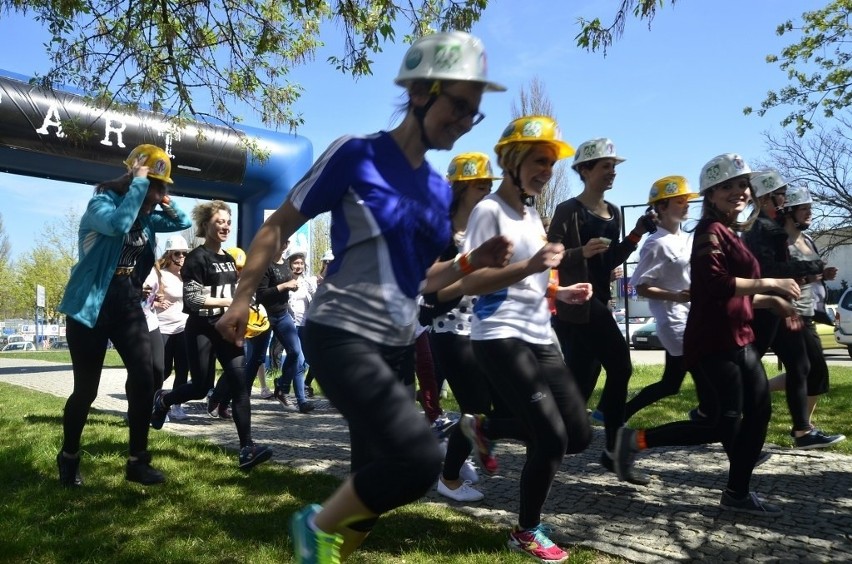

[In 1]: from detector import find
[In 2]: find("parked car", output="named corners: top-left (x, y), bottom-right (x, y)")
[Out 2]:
top-left (1, 342), bottom-right (36, 352)
top-left (834, 290), bottom-right (852, 358)
top-left (630, 320), bottom-right (664, 350)
top-left (815, 304), bottom-right (842, 352)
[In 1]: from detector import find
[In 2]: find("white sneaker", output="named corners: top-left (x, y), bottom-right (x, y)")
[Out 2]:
top-left (169, 404), bottom-right (188, 421)
top-left (459, 459), bottom-right (480, 484)
top-left (436, 478), bottom-right (484, 502)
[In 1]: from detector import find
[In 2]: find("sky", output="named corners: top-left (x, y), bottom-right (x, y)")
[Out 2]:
top-left (0, 0), bottom-right (808, 262)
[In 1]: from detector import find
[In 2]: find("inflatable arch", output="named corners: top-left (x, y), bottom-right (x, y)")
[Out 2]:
top-left (0, 69), bottom-right (313, 248)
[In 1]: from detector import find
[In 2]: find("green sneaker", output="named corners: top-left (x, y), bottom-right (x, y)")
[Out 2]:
top-left (290, 504), bottom-right (343, 564)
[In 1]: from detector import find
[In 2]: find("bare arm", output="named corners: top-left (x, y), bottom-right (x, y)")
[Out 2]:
top-left (216, 201), bottom-right (308, 344)
top-left (636, 284), bottom-right (690, 303)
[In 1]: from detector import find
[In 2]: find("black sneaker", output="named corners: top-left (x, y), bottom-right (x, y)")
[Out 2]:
top-left (239, 443), bottom-right (273, 471)
top-left (217, 404), bottom-right (232, 419)
top-left (273, 388), bottom-right (290, 407)
top-left (614, 427), bottom-right (650, 486)
top-left (298, 401), bottom-right (315, 414)
top-left (688, 408), bottom-right (707, 422)
top-left (720, 491), bottom-right (781, 516)
top-left (599, 450), bottom-right (615, 472)
top-left (151, 389), bottom-right (170, 430)
top-left (793, 428), bottom-right (846, 450)
top-left (126, 452), bottom-right (166, 485)
top-left (57, 451), bottom-right (83, 487)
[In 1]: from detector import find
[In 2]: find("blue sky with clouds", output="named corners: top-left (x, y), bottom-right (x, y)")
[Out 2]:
top-left (0, 0), bottom-right (806, 261)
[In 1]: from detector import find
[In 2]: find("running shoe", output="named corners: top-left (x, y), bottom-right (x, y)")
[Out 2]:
top-left (151, 389), bottom-right (170, 429)
top-left (290, 504), bottom-right (343, 564)
top-left (298, 401), bottom-right (316, 414)
top-left (793, 428), bottom-right (846, 450)
top-left (238, 443), bottom-right (272, 471)
top-left (460, 414), bottom-right (498, 475)
top-left (459, 459), bottom-right (480, 485)
top-left (507, 524), bottom-right (569, 562)
top-left (614, 427), bottom-right (650, 486)
top-left (169, 404), bottom-right (189, 421)
top-left (436, 478), bottom-right (484, 502)
top-left (274, 387), bottom-right (290, 407)
top-left (217, 404), bottom-right (233, 419)
top-left (720, 491), bottom-right (782, 516)
top-left (259, 387), bottom-right (274, 400)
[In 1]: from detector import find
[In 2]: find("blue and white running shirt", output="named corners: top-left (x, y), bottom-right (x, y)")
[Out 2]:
top-left (288, 131), bottom-right (452, 346)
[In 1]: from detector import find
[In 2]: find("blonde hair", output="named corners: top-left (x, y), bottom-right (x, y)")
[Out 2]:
top-left (192, 200), bottom-right (232, 238)
top-left (496, 143), bottom-right (535, 173)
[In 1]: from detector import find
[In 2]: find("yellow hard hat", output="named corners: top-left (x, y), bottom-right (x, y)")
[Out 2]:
top-left (226, 247), bottom-right (246, 270)
top-left (648, 176), bottom-right (699, 205)
top-left (124, 144), bottom-right (173, 184)
top-left (245, 304), bottom-right (270, 339)
top-left (494, 116), bottom-right (574, 160)
top-left (447, 152), bottom-right (502, 183)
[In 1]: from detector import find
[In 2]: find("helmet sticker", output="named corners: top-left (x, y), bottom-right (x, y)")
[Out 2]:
top-left (650, 187), bottom-right (659, 199)
top-left (733, 156), bottom-right (745, 170)
top-left (582, 144), bottom-right (596, 159)
top-left (447, 162), bottom-right (458, 176)
top-left (434, 44), bottom-right (462, 71)
top-left (664, 181), bottom-right (678, 195)
top-left (153, 158), bottom-right (168, 176)
top-left (705, 164), bottom-right (720, 182)
top-left (605, 142), bottom-right (615, 156)
top-left (521, 120), bottom-right (543, 138)
top-left (501, 123), bottom-right (515, 137)
top-left (462, 160), bottom-right (478, 177)
top-left (485, 161), bottom-right (494, 176)
top-left (404, 48), bottom-right (423, 70)
top-left (761, 177), bottom-right (776, 190)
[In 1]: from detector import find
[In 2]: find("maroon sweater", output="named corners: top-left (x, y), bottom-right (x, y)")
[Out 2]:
top-left (683, 218), bottom-right (760, 368)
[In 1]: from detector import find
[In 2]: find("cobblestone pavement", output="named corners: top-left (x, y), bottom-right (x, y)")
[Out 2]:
top-left (2, 357), bottom-right (851, 563)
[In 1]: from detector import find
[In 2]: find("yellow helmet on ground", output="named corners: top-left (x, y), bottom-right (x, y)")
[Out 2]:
top-left (493, 116), bottom-right (574, 160)
top-left (124, 144), bottom-right (173, 184)
top-left (648, 176), bottom-right (699, 205)
top-left (447, 152), bottom-right (502, 183)
top-left (226, 247), bottom-right (246, 270)
top-left (245, 304), bottom-right (270, 339)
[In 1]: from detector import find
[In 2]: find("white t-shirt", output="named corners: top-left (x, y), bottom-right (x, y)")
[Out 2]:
top-left (464, 194), bottom-right (551, 345)
top-left (289, 274), bottom-right (318, 326)
top-left (156, 269), bottom-right (188, 335)
top-left (142, 269), bottom-right (161, 333)
top-left (628, 226), bottom-right (691, 356)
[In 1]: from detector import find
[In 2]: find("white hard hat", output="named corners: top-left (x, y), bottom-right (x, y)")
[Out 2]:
top-left (164, 235), bottom-right (189, 252)
top-left (750, 169), bottom-right (789, 198)
top-left (698, 153), bottom-right (753, 194)
top-left (572, 138), bottom-right (625, 170)
top-left (321, 250), bottom-right (334, 262)
top-left (784, 185), bottom-right (813, 208)
top-left (285, 246), bottom-right (308, 261)
top-left (394, 31), bottom-right (505, 92)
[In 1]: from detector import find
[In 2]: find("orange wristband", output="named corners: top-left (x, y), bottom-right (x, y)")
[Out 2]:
top-left (546, 282), bottom-right (558, 301)
top-left (454, 252), bottom-right (477, 276)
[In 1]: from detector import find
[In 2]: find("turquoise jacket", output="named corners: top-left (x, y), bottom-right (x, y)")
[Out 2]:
top-left (59, 177), bottom-right (192, 328)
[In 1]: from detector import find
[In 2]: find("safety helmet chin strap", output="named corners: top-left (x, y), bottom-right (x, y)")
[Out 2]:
top-left (413, 81), bottom-right (442, 150)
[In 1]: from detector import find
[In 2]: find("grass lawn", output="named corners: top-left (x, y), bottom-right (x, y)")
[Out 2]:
top-left (1, 352), bottom-right (849, 563)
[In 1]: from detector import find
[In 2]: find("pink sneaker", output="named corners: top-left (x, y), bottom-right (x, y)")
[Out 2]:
top-left (460, 414), bottom-right (498, 475)
top-left (508, 525), bottom-right (568, 562)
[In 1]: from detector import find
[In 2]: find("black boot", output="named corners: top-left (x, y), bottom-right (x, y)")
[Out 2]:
top-left (126, 451), bottom-right (166, 485)
top-left (57, 451), bottom-right (83, 487)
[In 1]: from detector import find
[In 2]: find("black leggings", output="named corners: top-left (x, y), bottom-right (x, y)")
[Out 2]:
top-left (625, 351), bottom-right (707, 420)
top-left (163, 315), bottom-right (253, 448)
top-left (803, 319), bottom-right (829, 396)
top-left (62, 276), bottom-right (155, 456)
top-left (553, 297), bottom-right (632, 451)
top-left (752, 310), bottom-right (810, 431)
top-left (302, 322), bottom-right (443, 516)
top-left (162, 330), bottom-right (189, 389)
top-left (644, 345), bottom-right (770, 497)
top-left (473, 338), bottom-right (591, 529)
top-left (429, 331), bottom-right (517, 480)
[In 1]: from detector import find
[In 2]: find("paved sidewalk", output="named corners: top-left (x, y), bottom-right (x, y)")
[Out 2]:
top-left (2, 357), bottom-right (851, 563)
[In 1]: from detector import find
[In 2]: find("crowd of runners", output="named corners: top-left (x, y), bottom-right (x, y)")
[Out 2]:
top-left (53, 30), bottom-right (846, 564)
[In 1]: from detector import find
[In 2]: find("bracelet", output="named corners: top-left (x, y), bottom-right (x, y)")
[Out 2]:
top-left (626, 231), bottom-right (641, 245)
top-left (453, 252), bottom-right (477, 276)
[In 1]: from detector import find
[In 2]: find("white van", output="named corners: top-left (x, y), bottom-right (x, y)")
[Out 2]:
top-left (7, 334), bottom-right (33, 344)
top-left (833, 289), bottom-right (852, 357)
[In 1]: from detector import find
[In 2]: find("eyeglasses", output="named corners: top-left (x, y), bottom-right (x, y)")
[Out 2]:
top-left (440, 92), bottom-right (485, 126)
top-left (172, 251), bottom-right (187, 257)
